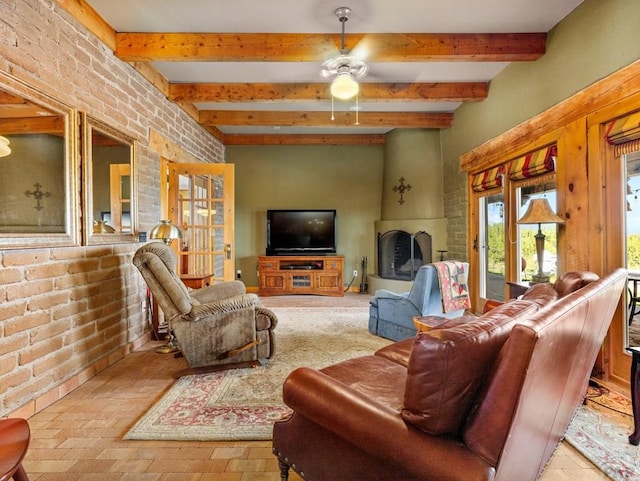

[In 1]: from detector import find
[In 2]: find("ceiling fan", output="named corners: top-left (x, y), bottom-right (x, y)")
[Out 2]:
top-left (321, 7), bottom-right (369, 100)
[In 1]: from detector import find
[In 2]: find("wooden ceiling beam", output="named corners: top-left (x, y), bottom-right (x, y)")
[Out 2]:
top-left (170, 82), bottom-right (488, 102)
top-left (116, 32), bottom-right (546, 62)
top-left (200, 110), bottom-right (452, 128)
top-left (56, 0), bottom-right (117, 51)
top-left (223, 134), bottom-right (386, 146)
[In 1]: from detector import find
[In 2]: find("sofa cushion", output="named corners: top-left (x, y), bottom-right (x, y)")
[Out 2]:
top-left (553, 271), bottom-right (600, 298)
top-left (401, 299), bottom-right (539, 435)
top-left (520, 282), bottom-right (558, 309)
top-left (375, 315), bottom-right (477, 367)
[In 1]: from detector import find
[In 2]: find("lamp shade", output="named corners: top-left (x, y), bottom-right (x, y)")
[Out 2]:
top-left (150, 219), bottom-right (182, 244)
top-left (331, 72), bottom-right (359, 100)
top-left (517, 198), bottom-right (565, 225)
top-left (0, 135), bottom-right (11, 158)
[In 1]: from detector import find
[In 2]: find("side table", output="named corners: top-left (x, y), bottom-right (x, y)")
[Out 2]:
top-left (626, 346), bottom-right (640, 445)
top-left (180, 274), bottom-right (213, 289)
top-left (506, 281), bottom-right (530, 299)
top-left (413, 315), bottom-right (448, 333)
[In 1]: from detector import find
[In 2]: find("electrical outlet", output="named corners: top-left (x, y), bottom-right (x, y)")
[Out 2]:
top-left (236, 269), bottom-right (242, 279)
top-left (353, 269), bottom-right (358, 277)
top-left (141, 300), bottom-right (146, 312)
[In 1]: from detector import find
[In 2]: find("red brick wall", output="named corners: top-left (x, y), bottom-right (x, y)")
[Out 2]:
top-left (0, 0), bottom-right (224, 416)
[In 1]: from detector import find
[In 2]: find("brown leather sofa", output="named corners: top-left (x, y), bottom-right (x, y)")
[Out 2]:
top-left (272, 269), bottom-right (626, 481)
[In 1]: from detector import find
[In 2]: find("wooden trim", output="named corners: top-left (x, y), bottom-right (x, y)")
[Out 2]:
top-left (148, 129), bottom-right (202, 164)
top-left (460, 58), bottom-right (640, 171)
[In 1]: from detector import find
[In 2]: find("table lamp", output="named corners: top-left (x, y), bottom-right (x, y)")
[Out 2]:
top-left (517, 198), bottom-right (565, 283)
top-left (149, 219), bottom-right (182, 245)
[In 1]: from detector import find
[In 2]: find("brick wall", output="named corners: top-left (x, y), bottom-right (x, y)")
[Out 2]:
top-left (0, 0), bottom-right (224, 417)
top-left (443, 157), bottom-right (468, 262)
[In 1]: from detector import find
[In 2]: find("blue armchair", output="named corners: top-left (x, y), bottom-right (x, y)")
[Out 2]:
top-left (368, 262), bottom-right (470, 341)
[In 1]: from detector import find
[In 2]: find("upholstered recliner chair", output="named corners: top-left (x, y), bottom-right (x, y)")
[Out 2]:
top-left (133, 242), bottom-right (277, 369)
top-left (369, 262), bottom-right (470, 341)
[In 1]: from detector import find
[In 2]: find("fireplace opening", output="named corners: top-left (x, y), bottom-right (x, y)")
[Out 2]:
top-left (377, 230), bottom-right (432, 280)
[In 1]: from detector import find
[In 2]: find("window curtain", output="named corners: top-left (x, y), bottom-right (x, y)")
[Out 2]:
top-left (508, 145), bottom-right (557, 184)
top-left (605, 110), bottom-right (640, 156)
top-left (472, 165), bottom-right (504, 193)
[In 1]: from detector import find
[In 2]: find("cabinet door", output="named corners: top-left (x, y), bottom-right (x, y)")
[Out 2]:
top-left (289, 273), bottom-right (313, 292)
top-left (315, 272), bottom-right (342, 295)
top-left (260, 272), bottom-right (287, 294)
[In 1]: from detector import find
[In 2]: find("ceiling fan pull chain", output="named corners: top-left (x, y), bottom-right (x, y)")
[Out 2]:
top-left (355, 93), bottom-right (359, 125)
top-left (331, 95), bottom-right (335, 121)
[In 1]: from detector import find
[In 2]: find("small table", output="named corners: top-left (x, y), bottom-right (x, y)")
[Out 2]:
top-left (628, 271), bottom-right (640, 325)
top-left (626, 346), bottom-right (640, 445)
top-left (180, 274), bottom-right (213, 289)
top-left (413, 315), bottom-right (448, 333)
top-left (506, 281), bottom-right (530, 299)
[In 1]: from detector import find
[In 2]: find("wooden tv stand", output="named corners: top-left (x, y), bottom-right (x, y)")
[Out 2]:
top-left (258, 255), bottom-right (344, 297)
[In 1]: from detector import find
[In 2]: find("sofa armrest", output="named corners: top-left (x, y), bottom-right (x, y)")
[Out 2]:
top-left (187, 293), bottom-right (258, 321)
top-left (191, 280), bottom-right (246, 304)
top-left (282, 367), bottom-right (494, 481)
top-left (372, 289), bottom-right (409, 300)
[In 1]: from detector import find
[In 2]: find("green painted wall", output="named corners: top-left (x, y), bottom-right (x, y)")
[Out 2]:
top-left (227, 144), bottom-right (384, 288)
top-left (441, 0), bottom-right (640, 260)
top-left (382, 129), bottom-right (444, 220)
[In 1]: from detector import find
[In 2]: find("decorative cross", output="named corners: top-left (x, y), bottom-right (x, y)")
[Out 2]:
top-left (392, 177), bottom-right (412, 205)
top-left (24, 183), bottom-right (51, 211)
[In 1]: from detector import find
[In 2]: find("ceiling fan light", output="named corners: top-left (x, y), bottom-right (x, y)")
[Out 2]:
top-left (0, 135), bottom-right (11, 158)
top-left (331, 72), bottom-right (359, 100)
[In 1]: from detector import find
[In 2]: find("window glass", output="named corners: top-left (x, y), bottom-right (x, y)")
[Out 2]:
top-left (517, 181), bottom-right (558, 283)
top-left (479, 193), bottom-right (505, 301)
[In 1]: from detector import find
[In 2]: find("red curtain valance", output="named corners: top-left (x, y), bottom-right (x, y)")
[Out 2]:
top-left (509, 145), bottom-right (557, 181)
top-left (605, 110), bottom-right (640, 145)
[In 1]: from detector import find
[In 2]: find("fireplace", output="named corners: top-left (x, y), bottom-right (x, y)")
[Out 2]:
top-left (377, 230), bottom-right (432, 281)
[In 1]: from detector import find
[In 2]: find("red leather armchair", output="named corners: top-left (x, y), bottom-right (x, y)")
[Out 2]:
top-left (272, 269), bottom-right (625, 481)
top-left (0, 418), bottom-right (30, 481)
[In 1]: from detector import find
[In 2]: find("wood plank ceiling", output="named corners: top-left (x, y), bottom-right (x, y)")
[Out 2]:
top-left (56, 0), bottom-right (585, 146)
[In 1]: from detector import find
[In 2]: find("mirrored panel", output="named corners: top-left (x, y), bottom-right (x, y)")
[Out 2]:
top-left (0, 72), bottom-right (79, 248)
top-left (82, 114), bottom-right (136, 245)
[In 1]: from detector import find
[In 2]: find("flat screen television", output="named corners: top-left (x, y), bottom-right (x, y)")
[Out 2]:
top-left (266, 209), bottom-right (337, 256)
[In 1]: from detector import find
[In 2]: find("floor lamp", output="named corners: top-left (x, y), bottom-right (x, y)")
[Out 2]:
top-left (517, 198), bottom-right (565, 284)
top-left (149, 220), bottom-right (183, 353)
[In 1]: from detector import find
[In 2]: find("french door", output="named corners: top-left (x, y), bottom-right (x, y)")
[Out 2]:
top-left (166, 163), bottom-right (235, 283)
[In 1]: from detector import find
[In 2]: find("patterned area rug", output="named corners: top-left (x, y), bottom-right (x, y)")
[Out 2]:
top-left (124, 306), bottom-right (390, 441)
top-left (565, 386), bottom-right (640, 480)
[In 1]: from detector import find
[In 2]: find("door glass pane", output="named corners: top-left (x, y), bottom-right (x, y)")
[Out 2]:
top-left (176, 170), bottom-right (227, 279)
top-left (479, 193), bottom-right (505, 301)
top-left (517, 181), bottom-right (558, 283)
top-left (626, 152), bottom-right (640, 345)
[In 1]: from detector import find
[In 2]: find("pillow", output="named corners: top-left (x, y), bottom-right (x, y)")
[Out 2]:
top-left (401, 299), bottom-right (539, 435)
top-left (520, 282), bottom-right (559, 309)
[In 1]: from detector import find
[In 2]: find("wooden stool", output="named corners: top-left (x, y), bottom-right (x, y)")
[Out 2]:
top-left (0, 418), bottom-right (30, 481)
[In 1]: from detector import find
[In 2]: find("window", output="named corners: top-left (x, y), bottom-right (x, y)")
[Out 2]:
top-left (479, 193), bottom-right (505, 301)
top-left (517, 182), bottom-right (559, 283)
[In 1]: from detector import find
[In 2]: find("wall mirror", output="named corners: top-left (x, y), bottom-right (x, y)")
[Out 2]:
top-left (0, 72), bottom-right (79, 248)
top-left (82, 114), bottom-right (136, 245)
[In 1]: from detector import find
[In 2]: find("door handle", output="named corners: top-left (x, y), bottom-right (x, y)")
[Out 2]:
top-left (225, 243), bottom-right (232, 259)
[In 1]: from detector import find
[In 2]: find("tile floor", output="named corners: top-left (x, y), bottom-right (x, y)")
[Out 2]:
top-left (18, 294), bottom-right (609, 481)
